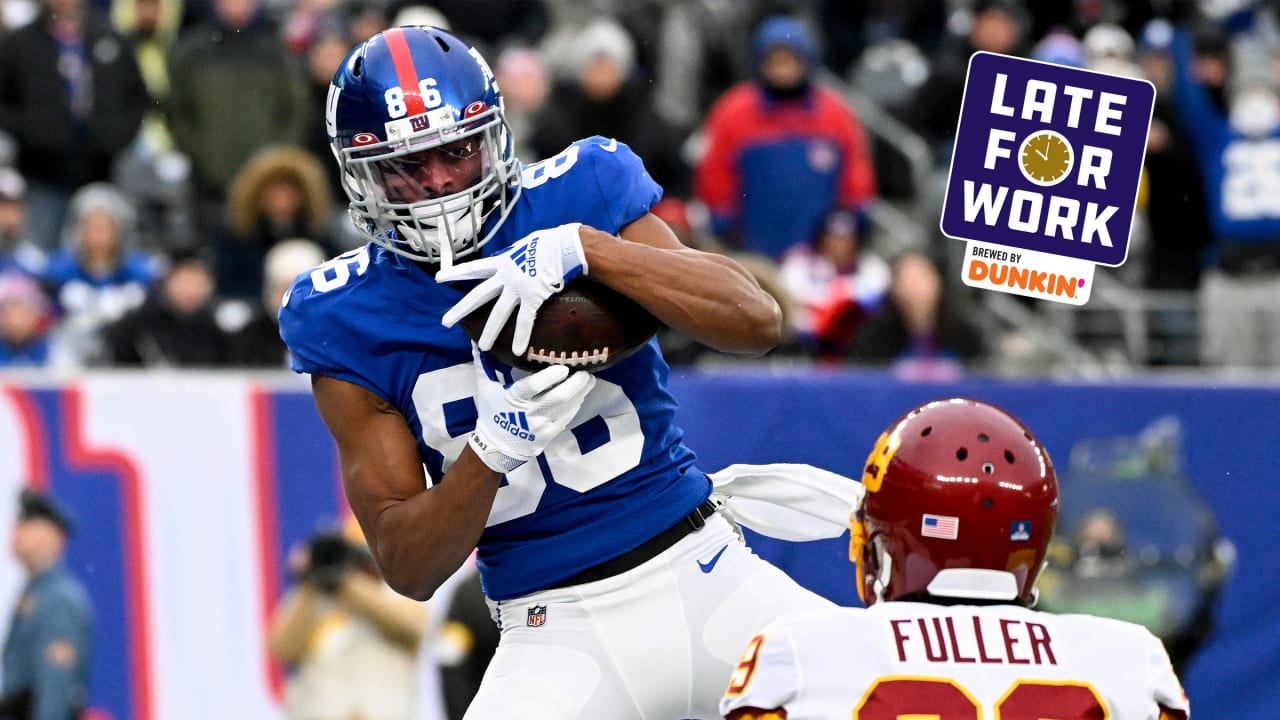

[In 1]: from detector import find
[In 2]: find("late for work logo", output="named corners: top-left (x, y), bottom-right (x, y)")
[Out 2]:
top-left (940, 52), bottom-right (1155, 305)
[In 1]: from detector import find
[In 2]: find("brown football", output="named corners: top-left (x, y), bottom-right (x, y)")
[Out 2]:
top-left (459, 277), bottom-right (662, 372)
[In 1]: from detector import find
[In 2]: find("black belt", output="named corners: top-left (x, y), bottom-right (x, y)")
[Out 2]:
top-left (549, 499), bottom-right (718, 589)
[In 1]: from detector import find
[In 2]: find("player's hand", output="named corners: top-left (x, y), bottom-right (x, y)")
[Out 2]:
top-left (467, 347), bottom-right (595, 473)
top-left (438, 223), bottom-right (588, 356)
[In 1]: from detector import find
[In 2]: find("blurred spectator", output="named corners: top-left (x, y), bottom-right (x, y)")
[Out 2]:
top-left (816, 0), bottom-right (949, 77)
top-left (280, 0), bottom-right (348, 56)
top-left (1131, 19), bottom-right (1211, 365)
top-left (0, 0), bottom-right (149, 252)
top-left (845, 250), bottom-right (987, 376)
top-left (108, 0), bottom-right (195, 257)
top-left (649, 0), bottom-right (756, 135)
top-left (268, 519), bottom-right (427, 720)
top-left (1139, 19), bottom-right (1211, 297)
top-left (1165, 19), bottom-right (1280, 368)
top-left (694, 15), bottom-right (876, 259)
top-left (0, 168), bottom-right (46, 279)
top-left (97, 250), bottom-right (231, 366)
top-left (1082, 21), bottom-right (1143, 77)
top-left (1037, 416), bottom-right (1235, 675)
top-left (0, 273), bottom-right (55, 367)
top-left (494, 45), bottom-right (551, 162)
top-left (530, 17), bottom-right (689, 193)
top-left (392, 0), bottom-right (549, 60)
top-left (344, 4), bottom-right (388, 54)
top-left (301, 21), bottom-right (355, 203)
top-left (389, 4), bottom-right (448, 29)
top-left (778, 207), bottom-right (889, 361)
top-left (906, 0), bottom-right (1028, 163)
top-left (0, 488), bottom-right (92, 720)
top-left (110, 0), bottom-right (182, 156)
top-left (43, 183), bottom-right (158, 366)
top-left (166, 0), bottom-right (310, 245)
top-left (1031, 26), bottom-right (1086, 68)
top-left (435, 562), bottom-right (497, 720)
top-left (220, 145), bottom-right (336, 300)
top-left (227, 238), bottom-right (325, 367)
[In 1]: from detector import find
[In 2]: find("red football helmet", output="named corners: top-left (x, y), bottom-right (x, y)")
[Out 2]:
top-left (851, 398), bottom-right (1059, 606)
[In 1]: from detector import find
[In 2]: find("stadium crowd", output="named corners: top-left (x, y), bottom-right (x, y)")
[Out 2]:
top-left (0, 0), bottom-right (1275, 375)
top-left (0, 4), bottom-right (1253, 718)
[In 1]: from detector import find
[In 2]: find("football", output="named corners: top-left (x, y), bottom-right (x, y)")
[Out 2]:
top-left (459, 277), bottom-right (662, 372)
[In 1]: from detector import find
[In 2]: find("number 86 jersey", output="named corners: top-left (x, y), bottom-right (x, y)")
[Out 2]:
top-left (721, 602), bottom-right (1190, 720)
top-left (279, 137), bottom-right (710, 602)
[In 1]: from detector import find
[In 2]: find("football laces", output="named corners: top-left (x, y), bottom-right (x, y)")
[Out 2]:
top-left (525, 346), bottom-right (611, 367)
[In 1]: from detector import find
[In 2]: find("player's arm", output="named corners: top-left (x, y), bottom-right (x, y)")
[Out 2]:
top-left (266, 585), bottom-right (323, 664)
top-left (582, 213), bottom-right (782, 355)
top-left (311, 374), bottom-right (503, 602)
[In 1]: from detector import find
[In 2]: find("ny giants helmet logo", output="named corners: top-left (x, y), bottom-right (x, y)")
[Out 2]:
top-left (352, 132), bottom-right (379, 147)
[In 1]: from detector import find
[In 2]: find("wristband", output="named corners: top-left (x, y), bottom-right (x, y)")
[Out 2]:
top-left (468, 432), bottom-right (526, 474)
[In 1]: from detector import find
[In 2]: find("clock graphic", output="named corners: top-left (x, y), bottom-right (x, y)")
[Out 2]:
top-left (1018, 130), bottom-right (1074, 186)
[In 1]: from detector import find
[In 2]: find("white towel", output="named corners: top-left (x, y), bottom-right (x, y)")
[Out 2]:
top-left (708, 463), bottom-right (865, 542)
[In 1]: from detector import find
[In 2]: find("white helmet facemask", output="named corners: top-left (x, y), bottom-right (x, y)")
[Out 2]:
top-left (338, 106), bottom-right (521, 267)
top-left (391, 183), bottom-right (486, 271)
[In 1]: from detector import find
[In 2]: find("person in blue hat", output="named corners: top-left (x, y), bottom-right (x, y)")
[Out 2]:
top-left (695, 15), bottom-right (878, 260)
top-left (1, 488), bottom-right (92, 720)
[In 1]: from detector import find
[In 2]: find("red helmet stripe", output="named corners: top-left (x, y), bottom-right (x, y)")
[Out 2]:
top-left (383, 28), bottom-right (428, 117)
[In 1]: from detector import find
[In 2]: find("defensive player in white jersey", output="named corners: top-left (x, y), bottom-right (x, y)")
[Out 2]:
top-left (281, 25), bottom-right (839, 719)
top-left (720, 398), bottom-right (1191, 720)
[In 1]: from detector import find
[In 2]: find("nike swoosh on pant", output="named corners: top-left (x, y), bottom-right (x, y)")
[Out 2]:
top-left (697, 544), bottom-right (730, 573)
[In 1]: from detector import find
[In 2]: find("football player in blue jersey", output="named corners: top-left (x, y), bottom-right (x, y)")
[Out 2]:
top-left (279, 26), bottom-right (836, 718)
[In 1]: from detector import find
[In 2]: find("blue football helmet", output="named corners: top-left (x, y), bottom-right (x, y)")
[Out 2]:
top-left (326, 26), bottom-right (521, 266)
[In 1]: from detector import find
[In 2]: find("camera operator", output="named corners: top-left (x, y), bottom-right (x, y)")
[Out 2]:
top-left (267, 519), bottom-right (427, 720)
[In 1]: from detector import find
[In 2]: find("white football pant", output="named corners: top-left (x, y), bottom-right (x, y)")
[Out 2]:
top-left (462, 512), bottom-right (835, 719)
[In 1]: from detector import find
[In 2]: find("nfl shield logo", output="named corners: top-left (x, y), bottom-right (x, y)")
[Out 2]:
top-left (527, 604), bottom-right (547, 627)
top-left (410, 114), bottom-right (430, 132)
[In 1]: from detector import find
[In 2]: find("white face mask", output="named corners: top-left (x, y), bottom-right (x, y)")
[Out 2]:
top-left (1230, 88), bottom-right (1280, 138)
top-left (395, 194), bottom-right (483, 270)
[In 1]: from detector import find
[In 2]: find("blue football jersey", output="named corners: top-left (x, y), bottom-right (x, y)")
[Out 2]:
top-left (280, 137), bottom-right (712, 600)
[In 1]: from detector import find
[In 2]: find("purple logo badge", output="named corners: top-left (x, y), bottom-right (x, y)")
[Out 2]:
top-left (941, 52), bottom-right (1155, 269)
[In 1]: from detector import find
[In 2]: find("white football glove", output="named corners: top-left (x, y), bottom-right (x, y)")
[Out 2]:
top-left (438, 223), bottom-right (588, 356)
top-left (468, 347), bottom-right (596, 474)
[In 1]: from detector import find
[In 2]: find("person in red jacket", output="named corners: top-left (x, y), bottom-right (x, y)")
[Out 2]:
top-left (694, 15), bottom-right (876, 260)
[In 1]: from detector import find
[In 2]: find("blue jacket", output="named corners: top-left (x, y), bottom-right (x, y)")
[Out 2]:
top-left (1, 563), bottom-right (93, 720)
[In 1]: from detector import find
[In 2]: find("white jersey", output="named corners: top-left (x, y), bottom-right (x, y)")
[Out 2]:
top-left (721, 601), bottom-right (1189, 720)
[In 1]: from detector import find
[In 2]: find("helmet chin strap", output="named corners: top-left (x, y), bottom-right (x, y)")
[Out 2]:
top-left (871, 551), bottom-right (892, 604)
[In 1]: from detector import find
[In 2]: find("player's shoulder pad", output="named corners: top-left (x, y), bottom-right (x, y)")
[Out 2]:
top-left (277, 246), bottom-right (375, 351)
top-left (574, 135), bottom-right (646, 175)
top-left (568, 136), bottom-right (661, 229)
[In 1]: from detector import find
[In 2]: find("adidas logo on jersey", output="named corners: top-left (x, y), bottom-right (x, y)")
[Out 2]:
top-left (511, 240), bottom-right (537, 277)
top-left (494, 411), bottom-right (535, 441)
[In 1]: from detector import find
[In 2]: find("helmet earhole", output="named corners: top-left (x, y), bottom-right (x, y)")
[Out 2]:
top-left (1005, 450), bottom-right (1016, 464)
top-left (921, 426), bottom-right (932, 437)
top-left (956, 447), bottom-right (968, 461)
top-left (982, 462), bottom-right (995, 474)
top-left (982, 497), bottom-right (994, 509)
